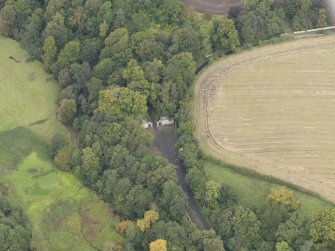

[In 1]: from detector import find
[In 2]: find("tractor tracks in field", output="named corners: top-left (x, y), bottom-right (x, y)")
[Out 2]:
top-left (193, 37), bottom-right (335, 203)
top-left (197, 40), bottom-right (335, 173)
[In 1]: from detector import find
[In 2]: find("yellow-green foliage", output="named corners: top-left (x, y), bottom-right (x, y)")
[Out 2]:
top-left (137, 210), bottom-right (159, 232)
top-left (150, 239), bottom-right (167, 251)
top-left (206, 180), bottom-right (221, 205)
top-left (268, 187), bottom-right (301, 211)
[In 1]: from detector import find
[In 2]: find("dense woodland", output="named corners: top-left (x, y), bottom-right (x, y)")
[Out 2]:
top-left (0, 185), bottom-right (31, 251)
top-left (0, 0), bottom-right (335, 250)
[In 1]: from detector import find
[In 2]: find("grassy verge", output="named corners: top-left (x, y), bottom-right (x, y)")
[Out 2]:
top-left (0, 36), bottom-right (120, 250)
top-left (204, 160), bottom-right (331, 218)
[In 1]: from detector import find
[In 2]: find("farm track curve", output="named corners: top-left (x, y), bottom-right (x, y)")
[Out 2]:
top-left (193, 35), bottom-right (335, 204)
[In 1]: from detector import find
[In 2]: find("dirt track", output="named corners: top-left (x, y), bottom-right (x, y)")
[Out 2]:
top-left (183, 0), bottom-right (244, 15)
top-left (193, 35), bottom-right (335, 203)
top-left (150, 115), bottom-right (210, 230)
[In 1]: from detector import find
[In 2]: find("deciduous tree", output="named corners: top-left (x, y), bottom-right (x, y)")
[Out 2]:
top-left (149, 239), bottom-right (167, 251)
top-left (54, 144), bottom-right (75, 171)
top-left (309, 207), bottom-right (335, 249)
top-left (268, 187), bottom-right (300, 211)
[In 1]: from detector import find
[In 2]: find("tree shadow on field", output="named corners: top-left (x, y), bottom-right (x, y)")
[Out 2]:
top-left (29, 118), bottom-right (48, 126)
top-left (0, 127), bottom-right (50, 170)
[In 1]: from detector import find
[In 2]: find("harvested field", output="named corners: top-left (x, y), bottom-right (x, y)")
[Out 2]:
top-left (194, 35), bottom-right (335, 203)
top-left (183, 0), bottom-right (243, 15)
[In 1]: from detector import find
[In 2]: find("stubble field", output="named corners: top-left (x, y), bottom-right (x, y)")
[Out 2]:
top-left (194, 35), bottom-right (335, 203)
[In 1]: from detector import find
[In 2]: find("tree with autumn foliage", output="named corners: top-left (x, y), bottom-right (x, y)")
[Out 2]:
top-left (117, 220), bottom-right (131, 235)
top-left (149, 239), bottom-right (167, 251)
top-left (268, 187), bottom-right (300, 211)
top-left (137, 210), bottom-right (159, 232)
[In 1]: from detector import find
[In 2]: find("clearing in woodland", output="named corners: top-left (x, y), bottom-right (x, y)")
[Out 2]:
top-left (183, 0), bottom-right (244, 15)
top-left (0, 36), bottom-right (120, 250)
top-left (194, 35), bottom-right (335, 203)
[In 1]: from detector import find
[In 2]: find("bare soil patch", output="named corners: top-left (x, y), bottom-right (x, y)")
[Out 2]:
top-left (194, 35), bottom-right (335, 203)
top-left (183, 0), bottom-right (244, 15)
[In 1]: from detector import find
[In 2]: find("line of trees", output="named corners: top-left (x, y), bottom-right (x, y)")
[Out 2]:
top-left (0, 0), bottom-right (333, 250)
top-left (177, 92), bottom-right (335, 250)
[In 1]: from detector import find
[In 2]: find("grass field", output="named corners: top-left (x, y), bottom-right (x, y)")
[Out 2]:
top-left (204, 160), bottom-right (331, 218)
top-left (194, 35), bottom-right (335, 203)
top-left (0, 36), bottom-right (120, 250)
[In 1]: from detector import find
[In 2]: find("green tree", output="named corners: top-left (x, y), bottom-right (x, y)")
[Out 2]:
top-left (86, 77), bottom-right (103, 103)
top-left (309, 207), bottom-right (335, 249)
top-left (122, 59), bottom-right (156, 103)
top-left (276, 241), bottom-right (293, 251)
top-left (211, 18), bottom-right (240, 53)
top-left (185, 168), bottom-right (206, 201)
top-left (205, 180), bottom-right (221, 207)
top-left (202, 230), bottom-right (225, 251)
top-left (161, 181), bottom-right (188, 221)
top-left (236, 10), bottom-right (258, 45)
top-left (160, 52), bottom-right (195, 114)
top-left (0, 4), bottom-right (16, 36)
top-left (99, 20), bottom-right (109, 37)
top-left (21, 13), bottom-right (43, 58)
top-left (143, 59), bottom-right (163, 83)
top-left (257, 204), bottom-right (289, 243)
top-left (228, 206), bottom-right (262, 250)
top-left (93, 58), bottom-right (113, 83)
top-left (81, 147), bottom-right (101, 185)
top-left (43, 36), bottom-right (57, 70)
top-left (56, 40), bottom-right (81, 70)
top-left (316, 8), bottom-right (328, 28)
top-left (50, 133), bottom-right (69, 158)
top-left (97, 87), bottom-right (147, 120)
top-left (170, 26), bottom-right (205, 64)
top-left (275, 212), bottom-right (307, 249)
top-left (44, 12), bottom-right (69, 49)
top-left (54, 144), bottom-right (75, 171)
top-left (57, 98), bottom-right (77, 125)
top-left (80, 38), bottom-right (102, 64)
top-left (100, 28), bottom-right (133, 68)
top-left (0, 195), bottom-right (31, 251)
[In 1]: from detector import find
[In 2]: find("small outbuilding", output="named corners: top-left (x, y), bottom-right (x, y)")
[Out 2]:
top-left (142, 120), bottom-right (153, 129)
top-left (157, 116), bottom-right (174, 127)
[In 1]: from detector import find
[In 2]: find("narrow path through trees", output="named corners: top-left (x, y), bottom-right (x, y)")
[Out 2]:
top-left (150, 113), bottom-right (210, 230)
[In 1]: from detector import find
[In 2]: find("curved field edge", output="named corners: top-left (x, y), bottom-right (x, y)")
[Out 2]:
top-left (0, 36), bottom-right (121, 250)
top-left (193, 35), bottom-right (335, 207)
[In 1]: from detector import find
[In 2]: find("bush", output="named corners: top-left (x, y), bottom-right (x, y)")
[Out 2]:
top-left (54, 144), bottom-right (76, 171)
top-left (49, 133), bottom-right (69, 158)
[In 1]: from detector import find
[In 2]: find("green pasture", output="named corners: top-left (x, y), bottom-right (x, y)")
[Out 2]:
top-left (204, 160), bottom-right (331, 219)
top-left (0, 36), bottom-right (120, 250)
